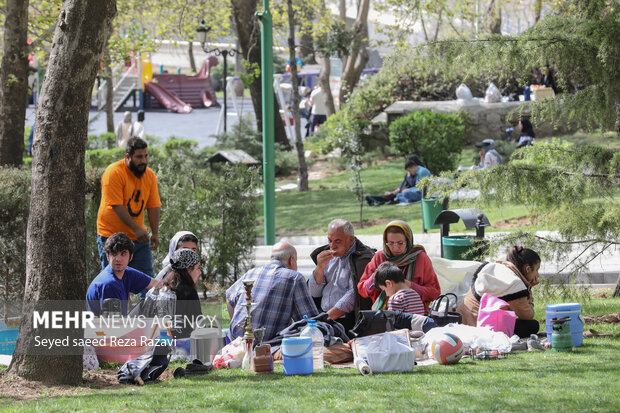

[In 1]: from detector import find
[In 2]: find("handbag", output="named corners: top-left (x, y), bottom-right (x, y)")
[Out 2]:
top-left (429, 293), bottom-right (462, 327)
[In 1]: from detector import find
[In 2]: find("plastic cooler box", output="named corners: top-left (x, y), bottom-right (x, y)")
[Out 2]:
top-left (545, 303), bottom-right (583, 347)
top-left (0, 329), bottom-right (18, 355)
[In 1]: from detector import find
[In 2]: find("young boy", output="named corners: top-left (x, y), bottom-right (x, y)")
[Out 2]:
top-left (374, 262), bottom-right (425, 315)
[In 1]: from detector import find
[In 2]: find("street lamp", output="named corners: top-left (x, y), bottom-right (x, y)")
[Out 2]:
top-left (196, 20), bottom-right (240, 132)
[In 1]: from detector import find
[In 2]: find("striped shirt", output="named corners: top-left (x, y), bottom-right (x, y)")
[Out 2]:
top-left (387, 288), bottom-right (425, 315)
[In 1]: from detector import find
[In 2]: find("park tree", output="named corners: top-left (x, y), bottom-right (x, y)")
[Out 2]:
top-left (0, 0), bottom-right (30, 166)
top-left (414, 0), bottom-right (619, 295)
top-left (230, 0), bottom-right (291, 150)
top-left (9, 0), bottom-right (117, 384)
top-left (285, 0), bottom-right (309, 190)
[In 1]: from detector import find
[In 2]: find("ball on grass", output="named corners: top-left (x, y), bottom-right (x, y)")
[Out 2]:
top-left (431, 332), bottom-right (464, 365)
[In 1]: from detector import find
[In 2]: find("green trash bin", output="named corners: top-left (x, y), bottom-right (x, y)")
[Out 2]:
top-left (442, 235), bottom-right (478, 260)
top-left (422, 198), bottom-right (444, 231)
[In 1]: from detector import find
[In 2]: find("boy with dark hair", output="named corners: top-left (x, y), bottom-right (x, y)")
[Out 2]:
top-left (374, 262), bottom-right (425, 315)
top-left (87, 232), bottom-right (160, 316)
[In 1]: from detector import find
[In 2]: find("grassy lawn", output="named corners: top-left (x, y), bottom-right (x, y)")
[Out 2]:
top-left (1, 293), bottom-right (618, 411)
top-left (257, 131), bottom-right (618, 236)
top-left (257, 157), bottom-right (532, 236)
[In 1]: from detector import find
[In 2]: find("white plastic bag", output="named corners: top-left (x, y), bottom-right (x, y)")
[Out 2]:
top-left (212, 337), bottom-right (246, 369)
top-left (485, 83), bottom-right (502, 103)
top-left (425, 324), bottom-right (512, 353)
top-left (366, 331), bottom-right (415, 373)
top-left (456, 83), bottom-right (473, 100)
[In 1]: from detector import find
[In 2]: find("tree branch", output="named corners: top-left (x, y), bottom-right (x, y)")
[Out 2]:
top-left (534, 235), bottom-right (619, 245)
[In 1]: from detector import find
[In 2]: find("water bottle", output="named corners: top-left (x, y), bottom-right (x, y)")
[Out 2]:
top-left (300, 317), bottom-right (324, 370)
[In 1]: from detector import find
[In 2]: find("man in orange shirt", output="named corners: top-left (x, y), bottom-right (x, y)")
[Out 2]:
top-left (96, 137), bottom-right (161, 278)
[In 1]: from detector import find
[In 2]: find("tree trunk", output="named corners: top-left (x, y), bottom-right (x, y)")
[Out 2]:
top-left (230, 0), bottom-right (291, 150)
top-left (0, 0), bottom-right (29, 167)
top-left (287, 0), bottom-right (308, 191)
top-left (104, 48), bottom-right (114, 133)
top-left (534, 0), bottom-right (542, 23)
top-left (188, 41), bottom-right (197, 73)
top-left (298, 6), bottom-right (315, 64)
top-left (487, 0), bottom-right (502, 34)
top-left (340, 0), bottom-right (370, 104)
top-left (8, 0), bottom-right (117, 385)
top-left (318, 55), bottom-right (336, 116)
top-left (613, 273), bottom-right (620, 298)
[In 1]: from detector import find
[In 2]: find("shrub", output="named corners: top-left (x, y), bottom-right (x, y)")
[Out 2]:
top-left (0, 168), bottom-right (30, 305)
top-left (214, 114), bottom-right (298, 177)
top-left (389, 110), bottom-right (464, 174)
top-left (87, 133), bottom-right (116, 150)
top-left (1, 139), bottom-right (258, 300)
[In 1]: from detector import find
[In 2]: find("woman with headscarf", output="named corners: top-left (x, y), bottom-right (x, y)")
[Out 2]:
top-left (162, 248), bottom-right (203, 338)
top-left (516, 119), bottom-right (536, 148)
top-left (358, 220), bottom-right (441, 313)
top-left (155, 231), bottom-right (199, 280)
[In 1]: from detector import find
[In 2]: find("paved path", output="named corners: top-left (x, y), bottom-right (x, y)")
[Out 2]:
top-left (252, 232), bottom-right (620, 287)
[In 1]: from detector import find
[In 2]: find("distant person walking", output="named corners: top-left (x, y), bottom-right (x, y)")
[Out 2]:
top-left (309, 85), bottom-right (327, 135)
top-left (116, 111), bottom-right (133, 148)
top-left (130, 110), bottom-right (146, 139)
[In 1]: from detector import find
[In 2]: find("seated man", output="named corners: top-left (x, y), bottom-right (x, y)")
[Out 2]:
top-left (226, 242), bottom-right (318, 342)
top-left (366, 155), bottom-right (431, 206)
top-left (86, 232), bottom-right (160, 316)
top-left (309, 219), bottom-right (375, 330)
top-left (473, 139), bottom-right (503, 169)
top-left (394, 155), bottom-right (432, 204)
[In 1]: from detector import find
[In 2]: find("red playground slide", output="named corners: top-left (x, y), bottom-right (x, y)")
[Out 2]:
top-left (144, 81), bottom-right (192, 113)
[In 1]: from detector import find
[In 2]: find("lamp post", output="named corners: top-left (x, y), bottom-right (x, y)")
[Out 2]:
top-left (196, 21), bottom-right (239, 132)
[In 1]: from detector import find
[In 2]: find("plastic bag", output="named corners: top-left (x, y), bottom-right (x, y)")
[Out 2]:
top-left (425, 324), bottom-right (512, 353)
top-left (456, 83), bottom-right (473, 100)
top-left (140, 287), bottom-right (177, 318)
top-left (485, 83), bottom-right (502, 103)
top-left (366, 331), bottom-right (415, 373)
top-left (212, 337), bottom-right (245, 369)
top-left (477, 293), bottom-right (516, 337)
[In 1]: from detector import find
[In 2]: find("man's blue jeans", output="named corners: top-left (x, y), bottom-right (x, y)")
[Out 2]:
top-left (97, 234), bottom-right (154, 276)
top-left (395, 188), bottom-right (422, 203)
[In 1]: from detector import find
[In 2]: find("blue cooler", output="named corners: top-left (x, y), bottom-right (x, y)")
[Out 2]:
top-left (546, 303), bottom-right (583, 347)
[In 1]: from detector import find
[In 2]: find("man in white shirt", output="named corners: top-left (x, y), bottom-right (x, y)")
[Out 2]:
top-left (309, 85), bottom-right (327, 135)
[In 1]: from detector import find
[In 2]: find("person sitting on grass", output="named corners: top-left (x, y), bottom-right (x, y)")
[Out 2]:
top-left (457, 246), bottom-right (541, 338)
top-left (161, 248), bottom-right (203, 339)
top-left (358, 220), bottom-right (440, 313)
top-left (365, 155), bottom-right (431, 206)
top-left (155, 231), bottom-right (199, 281)
top-left (86, 232), bottom-right (161, 316)
top-left (374, 262), bottom-right (425, 315)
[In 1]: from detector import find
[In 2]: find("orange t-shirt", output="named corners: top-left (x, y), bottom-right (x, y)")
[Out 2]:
top-left (96, 159), bottom-right (161, 240)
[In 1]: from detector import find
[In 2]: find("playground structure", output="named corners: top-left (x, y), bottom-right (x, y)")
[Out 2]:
top-left (95, 56), bottom-right (220, 114)
top-left (147, 56), bottom-right (220, 112)
top-left (92, 53), bottom-right (380, 138)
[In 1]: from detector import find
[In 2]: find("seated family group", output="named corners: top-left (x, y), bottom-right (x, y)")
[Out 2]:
top-left (85, 136), bottom-right (541, 347)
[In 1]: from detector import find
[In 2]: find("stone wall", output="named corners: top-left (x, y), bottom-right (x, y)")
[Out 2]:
top-left (379, 100), bottom-right (575, 144)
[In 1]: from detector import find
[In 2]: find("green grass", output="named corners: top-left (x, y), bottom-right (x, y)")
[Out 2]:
top-left (256, 131), bottom-right (618, 236)
top-left (257, 158), bottom-right (532, 236)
